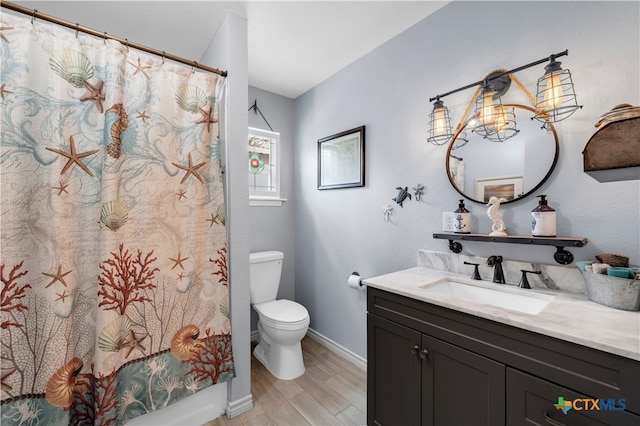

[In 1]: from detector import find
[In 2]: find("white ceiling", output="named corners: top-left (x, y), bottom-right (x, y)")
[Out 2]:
top-left (13, 1), bottom-right (448, 98)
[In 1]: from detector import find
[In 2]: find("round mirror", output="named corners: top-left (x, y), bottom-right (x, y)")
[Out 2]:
top-left (446, 104), bottom-right (559, 204)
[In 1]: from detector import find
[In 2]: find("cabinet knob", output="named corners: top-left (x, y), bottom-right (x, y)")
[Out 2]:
top-left (419, 348), bottom-right (429, 360)
top-left (410, 345), bottom-right (419, 356)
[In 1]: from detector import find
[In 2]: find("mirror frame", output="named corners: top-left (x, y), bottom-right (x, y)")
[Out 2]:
top-left (445, 104), bottom-right (559, 205)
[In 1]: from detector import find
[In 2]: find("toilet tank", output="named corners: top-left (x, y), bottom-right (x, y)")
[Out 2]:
top-left (249, 251), bottom-right (284, 304)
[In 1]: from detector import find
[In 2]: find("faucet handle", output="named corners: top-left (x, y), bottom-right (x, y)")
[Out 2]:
top-left (518, 269), bottom-right (542, 289)
top-left (463, 261), bottom-right (482, 280)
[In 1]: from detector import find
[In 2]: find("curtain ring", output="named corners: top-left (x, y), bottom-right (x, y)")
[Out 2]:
top-left (125, 38), bottom-right (129, 52)
top-left (103, 32), bottom-right (107, 45)
top-left (161, 51), bottom-right (165, 65)
top-left (75, 23), bottom-right (79, 38)
top-left (192, 61), bottom-right (197, 74)
top-left (31, 9), bottom-right (37, 24)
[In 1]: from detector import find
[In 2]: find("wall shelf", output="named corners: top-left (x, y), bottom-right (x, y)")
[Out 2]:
top-left (432, 232), bottom-right (588, 265)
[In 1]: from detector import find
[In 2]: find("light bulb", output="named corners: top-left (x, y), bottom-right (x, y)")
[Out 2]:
top-left (433, 107), bottom-right (447, 135)
top-left (481, 91), bottom-right (495, 125)
top-left (494, 107), bottom-right (508, 132)
top-left (543, 72), bottom-right (563, 109)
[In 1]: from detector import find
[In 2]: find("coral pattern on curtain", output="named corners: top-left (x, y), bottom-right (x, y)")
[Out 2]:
top-left (0, 12), bottom-right (234, 425)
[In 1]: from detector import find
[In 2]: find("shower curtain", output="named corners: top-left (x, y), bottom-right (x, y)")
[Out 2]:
top-left (1, 12), bottom-right (234, 426)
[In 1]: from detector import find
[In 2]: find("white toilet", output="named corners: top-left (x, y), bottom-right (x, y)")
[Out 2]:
top-left (249, 251), bottom-right (310, 380)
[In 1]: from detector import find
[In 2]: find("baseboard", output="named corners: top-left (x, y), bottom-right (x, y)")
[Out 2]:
top-left (226, 393), bottom-right (253, 419)
top-left (306, 328), bottom-right (367, 371)
top-left (249, 327), bottom-right (367, 371)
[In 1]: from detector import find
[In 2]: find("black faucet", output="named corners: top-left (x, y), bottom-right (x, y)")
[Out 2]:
top-left (463, 261), bottom-right (482, 280)
top-left (519, 269), bottom-right (542, 289)
top-left (486, 255), bottom-right (506, 284)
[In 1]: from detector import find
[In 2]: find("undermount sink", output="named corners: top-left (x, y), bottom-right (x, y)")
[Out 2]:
top-left (418, 278), bottom-right (554, 315)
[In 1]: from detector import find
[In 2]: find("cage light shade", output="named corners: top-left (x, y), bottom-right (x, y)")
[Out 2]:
top-left (486, 106), bottom-right (519, 142)
top-left (428, 99), bottom-right (453, 145)
top-left (451, 130), bottom-right (469, 150)
top-left (535, 59), bottom-right (581, 122)
top-left (473, 82), bottom-right (502, 138)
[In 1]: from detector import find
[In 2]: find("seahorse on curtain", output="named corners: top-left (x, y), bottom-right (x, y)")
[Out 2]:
top-left (105, 103), bottom-right (129, 159)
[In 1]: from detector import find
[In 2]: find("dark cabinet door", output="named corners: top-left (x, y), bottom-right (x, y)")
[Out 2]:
top-left (422, 334), bottom-right (506, 426)
top-left (506, 368), bottom-right (640, 426)
top-left (368, 313), bottom-right (422, 426)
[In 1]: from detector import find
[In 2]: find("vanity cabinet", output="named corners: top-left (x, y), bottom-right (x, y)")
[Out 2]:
top-left (367, 287), bottom-right (640, 426)
top-left (368, 315), bottom-right (505, 426)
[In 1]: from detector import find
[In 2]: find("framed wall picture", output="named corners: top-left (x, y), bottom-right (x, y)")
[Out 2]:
top-left (317, 126), bottom-right (365, 190)
top-left (475, 175), bottom-right (524, 202)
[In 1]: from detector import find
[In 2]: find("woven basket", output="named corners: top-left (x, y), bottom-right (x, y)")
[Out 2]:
top-left (595, 253), bottom-right (630, 267)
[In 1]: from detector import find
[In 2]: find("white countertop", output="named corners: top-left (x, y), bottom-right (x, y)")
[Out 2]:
top-left (363, 267), bottom-right (640, 361)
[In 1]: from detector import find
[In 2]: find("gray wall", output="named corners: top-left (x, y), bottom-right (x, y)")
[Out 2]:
top-left (293, 1), bottom-right (640, 359)
top-left (248, 86), bottom-right (295, 332)
top-left (201, 12), bottom-right (252, 412)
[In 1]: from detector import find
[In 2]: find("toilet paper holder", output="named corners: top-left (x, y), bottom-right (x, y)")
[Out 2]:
top-left (348, 271), bottom-right (366, 290)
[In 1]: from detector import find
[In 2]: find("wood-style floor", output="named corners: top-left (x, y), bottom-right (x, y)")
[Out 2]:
top-left (203, 337), bottom-right (367, 426)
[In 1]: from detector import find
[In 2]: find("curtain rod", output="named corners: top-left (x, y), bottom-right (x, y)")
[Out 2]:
top-left (0, 0), bottom-right (228, 77)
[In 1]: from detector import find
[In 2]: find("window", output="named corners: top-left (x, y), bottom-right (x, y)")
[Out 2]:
top-left (248, 127), bottom-right (284, 206)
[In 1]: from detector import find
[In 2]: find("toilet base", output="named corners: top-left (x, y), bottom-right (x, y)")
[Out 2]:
top-left (253, 340), bottom-right (305, 380)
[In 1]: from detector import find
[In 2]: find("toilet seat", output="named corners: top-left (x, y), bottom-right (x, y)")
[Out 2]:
top-left (257, 300), bottom-right (309, 329)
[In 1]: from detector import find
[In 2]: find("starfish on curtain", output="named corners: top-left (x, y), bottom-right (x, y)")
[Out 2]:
top-left (0, 83), bottom-right (13, 100)
top-left (42, 264), bottom-right (72, 288)
top-left (122, 330), bottom-right (146, 359)
top-left (127, 57), bottom-right (152, 79)
top-left (169, 252), bottom-right (189, 270)
top-left (53, 181), bottom-right (69, 195)
top-left (197, 106), bottom-right (216, 133)
top-left (0, 26), bottom-right (14, 44)
top-left (80, 79), bottom-right (106, 113)
top-left (46, 135), bottom-right (100, 176)
top-left (207, 212), bottom-right (218, 228)
top-left (136, 110), bottom-right (150, 123)
top-left (172, 152), bottom-right (206, 184)
top-left (55, 290), bottom-right (69, 303)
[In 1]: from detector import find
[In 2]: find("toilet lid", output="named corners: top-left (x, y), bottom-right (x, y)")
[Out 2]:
top-left (259, 300), bottom-right (308, 323)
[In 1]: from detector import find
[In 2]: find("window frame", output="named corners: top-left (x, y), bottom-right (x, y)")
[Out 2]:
top-left (248, 127), bottom-right (285, 206)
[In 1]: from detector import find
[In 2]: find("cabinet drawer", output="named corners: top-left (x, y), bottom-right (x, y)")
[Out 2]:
top-left (507, 368), bottom-right (640, 425)
top-left (368, 287), bottom-right (640, 415)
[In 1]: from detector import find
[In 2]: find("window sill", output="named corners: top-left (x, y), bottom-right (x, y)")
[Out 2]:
top-left (250, 197), bottom-right (287, 207)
